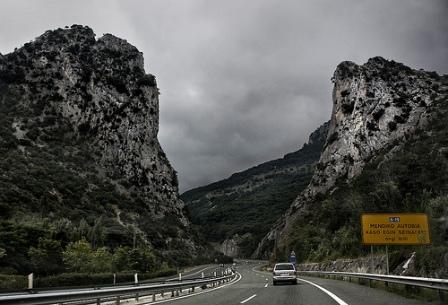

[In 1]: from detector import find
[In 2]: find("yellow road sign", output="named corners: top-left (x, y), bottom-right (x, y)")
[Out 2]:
top-left (361, 213), bottom-right (430, 245)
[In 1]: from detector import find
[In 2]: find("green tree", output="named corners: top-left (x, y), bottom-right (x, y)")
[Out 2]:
top-left (90, 247), bottom-right (112, 272)
top-left (62, 239), bottom-right (93, 272)
top-left (128, 246), bottom-right (156, 272)
top-left (89, 216), bottom-right (106, 249)
top-left (27, 237), bottom-right (63, 275)
top-left (62, 239), bottom-right (112, 273)
top-left (112, 246), bottom-right (130, 272)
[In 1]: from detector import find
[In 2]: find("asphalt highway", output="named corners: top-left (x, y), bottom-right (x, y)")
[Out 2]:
top-left (147, 261), bottom-right (434, 305)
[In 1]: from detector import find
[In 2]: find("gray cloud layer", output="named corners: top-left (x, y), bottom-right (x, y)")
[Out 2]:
top-left (1, 0), bottom-right (447, 191)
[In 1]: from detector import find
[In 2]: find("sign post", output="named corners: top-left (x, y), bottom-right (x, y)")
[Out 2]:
top-left (361, 213), bottom-right (430, 274)
top-left (289, 250), bottom-right (297, 268)
top-left (385, 245), bottom-right (389, 275)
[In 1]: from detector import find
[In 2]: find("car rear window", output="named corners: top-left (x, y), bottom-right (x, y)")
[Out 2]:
top-left (275, 264), bottom-right (295, 270)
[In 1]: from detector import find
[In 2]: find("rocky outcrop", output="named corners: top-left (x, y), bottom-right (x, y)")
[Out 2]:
top-left (0, 25), bottom-right (205, 263)
top-left (298, 251), bottom-right (448, 278)
top-left (298, 255), bottom-right (388, 274)
top-left (306, 57), bottom-right (437, 199)
top-left (255, 57), bottom-right (447, 258)
top-left (220, 233), bottom-right (253, 257)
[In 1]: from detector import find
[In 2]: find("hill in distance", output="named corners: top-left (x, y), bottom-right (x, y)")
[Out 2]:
top-left (182, 121), bottom-right (329, 257)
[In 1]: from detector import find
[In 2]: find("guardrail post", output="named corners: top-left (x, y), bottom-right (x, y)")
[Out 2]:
top-left (192, 286), bottom-right (195, 292)
top-left (171, 290), bottom-right (175, 297)
top-left (152, 293), bottom-right (156, 302)
top-left (135, 292), bottom-right (139, 301)
top-left (161, 290), bottom-right (164, 297)
top-left (96, 298), bottom-right (101, 305)
top-left (439, 289), bottom-right (445, 302)
top-left (115, 295), bottom-right (120, 305)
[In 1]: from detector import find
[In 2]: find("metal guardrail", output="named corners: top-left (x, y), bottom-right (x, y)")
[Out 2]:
top-left (298, 270), bottom-right (448, 300)
top-left (298, 270), bottom-right (448, 290)
top-left (0, 272), bottom-right (237, 305)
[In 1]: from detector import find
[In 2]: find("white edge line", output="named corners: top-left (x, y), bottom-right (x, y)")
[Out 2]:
top-left (297, 277), bottom-right (349, 305)
top-left (240, 294), bottom-right (257, 304)
top-left (140, 272), bottom-right (242, 305)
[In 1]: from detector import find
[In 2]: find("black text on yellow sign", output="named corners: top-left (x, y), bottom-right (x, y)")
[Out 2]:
top-left (361, 213), bottom-right (430, 245)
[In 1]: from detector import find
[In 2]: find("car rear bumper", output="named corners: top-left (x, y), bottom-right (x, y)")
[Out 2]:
top-left (273, 276), bottom-right (297, 281)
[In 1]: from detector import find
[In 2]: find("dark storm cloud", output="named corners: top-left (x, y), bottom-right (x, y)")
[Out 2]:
top-left (1, 0), bottom-right (447, 191)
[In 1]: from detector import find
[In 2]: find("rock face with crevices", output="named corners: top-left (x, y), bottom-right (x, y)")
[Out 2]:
top-left (0, 25), bottom-right (207, 270)
top-left (307, 57), bottom-right (437, 199)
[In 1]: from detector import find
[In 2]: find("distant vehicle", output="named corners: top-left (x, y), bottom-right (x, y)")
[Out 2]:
top-left (272, 263), bottom-right (297, 285)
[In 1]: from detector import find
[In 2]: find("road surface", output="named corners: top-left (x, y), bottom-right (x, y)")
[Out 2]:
top-left (148, 261), bottom-right (434, 305)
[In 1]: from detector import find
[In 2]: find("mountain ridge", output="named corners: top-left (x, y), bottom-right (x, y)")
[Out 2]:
top-left (254, 57), bottom-right (448, 270)
top-left (0, 25), bottom-right (210, 274)
top-left (182, 121), bottom-right (329, 257)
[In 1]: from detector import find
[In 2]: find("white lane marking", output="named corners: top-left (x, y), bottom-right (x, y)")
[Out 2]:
top-left (142, 272), bottom-right (243, 305)
top-left (297, 278), bottom-right (349, 305)
top-left (240, 294), bottom-right (257, 303)
top-left (264, 283), bottom-right (268, 288)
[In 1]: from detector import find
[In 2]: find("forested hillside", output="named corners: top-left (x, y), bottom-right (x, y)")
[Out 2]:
top-left (182, 122), bottom-right (329, 257)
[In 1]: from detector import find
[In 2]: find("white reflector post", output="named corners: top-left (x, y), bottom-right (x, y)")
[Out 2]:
top-left (28, 273), bottom-right (33, 289)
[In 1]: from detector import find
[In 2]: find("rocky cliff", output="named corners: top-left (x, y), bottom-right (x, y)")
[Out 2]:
top-left (182, 121), bottom-right (329, 257)
top-left (307, 57), bottom-right (437, 199)
top-left (0, 25), bottom-right (207, 273)
top-left (255, 57), bottom-right (448, 267)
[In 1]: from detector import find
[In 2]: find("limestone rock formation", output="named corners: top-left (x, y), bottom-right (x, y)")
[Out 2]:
top-left (255, 57), bottom-right (447, 258)
top-left (0, 25), bottom-right (206, 268)
top-left (306, 57), bottom-right (437, 199)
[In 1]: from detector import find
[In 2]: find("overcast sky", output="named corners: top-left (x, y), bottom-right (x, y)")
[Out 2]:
top-left (1, 0), bottom-right (447, 191)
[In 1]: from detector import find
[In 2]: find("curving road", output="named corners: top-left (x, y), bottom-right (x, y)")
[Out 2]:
top-left (147, 261), bottom-right (433, 305)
